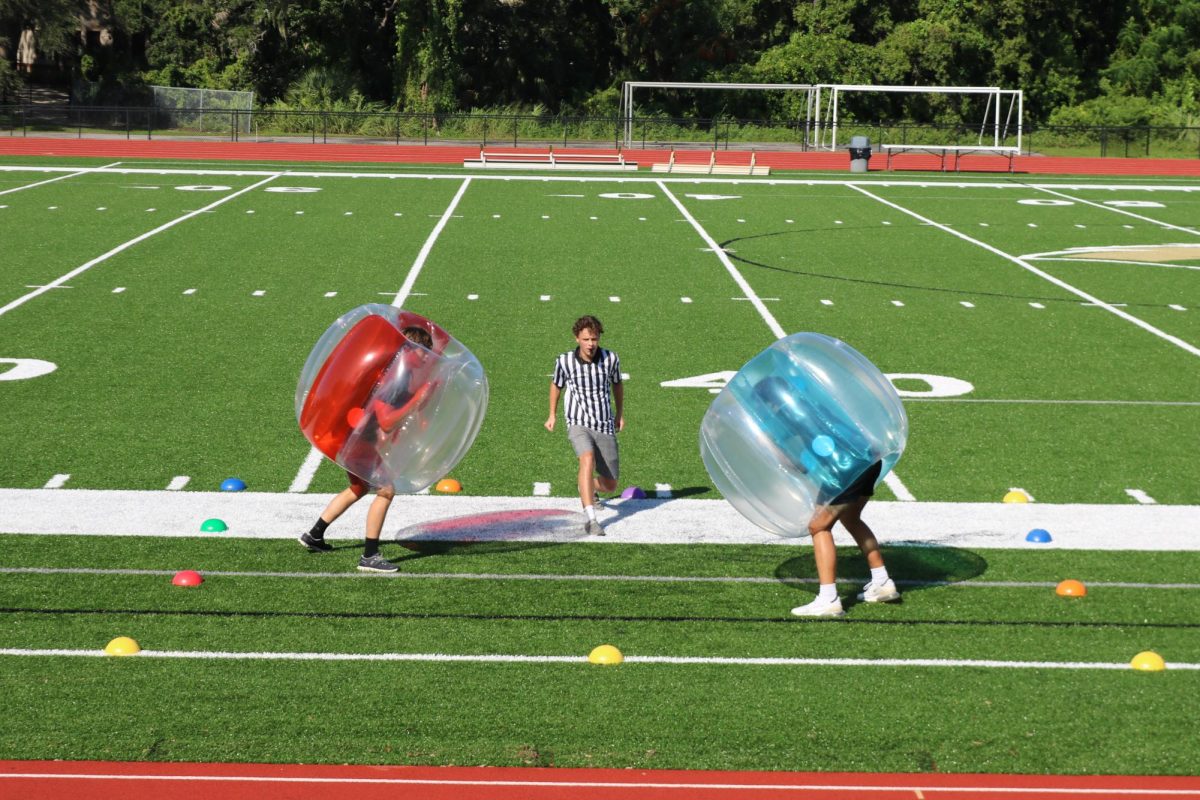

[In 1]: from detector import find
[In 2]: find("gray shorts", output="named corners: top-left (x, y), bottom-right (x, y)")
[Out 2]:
top-left (567, 425), bottom-right (619, 480)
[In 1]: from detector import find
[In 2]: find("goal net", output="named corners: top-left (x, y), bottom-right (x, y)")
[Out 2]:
top-left (152, 86), bottom-right (255, 135)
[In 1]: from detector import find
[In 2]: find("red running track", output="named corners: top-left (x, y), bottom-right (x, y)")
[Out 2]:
top-left (2, 761), bottom-right (1199, 800)
top-left (2, 136), bottom-right (1200, 176)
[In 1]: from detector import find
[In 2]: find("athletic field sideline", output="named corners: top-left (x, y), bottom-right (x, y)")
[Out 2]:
top-left (1, 158), bottom-right (1198, 777)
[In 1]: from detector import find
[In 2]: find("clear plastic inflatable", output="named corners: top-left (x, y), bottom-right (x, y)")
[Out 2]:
top-left (699, 333), bottom-right (907, 537)
top-left (296, 305), bottom-right (488, 493)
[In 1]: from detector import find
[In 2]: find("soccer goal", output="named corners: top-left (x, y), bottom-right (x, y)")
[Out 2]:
top-left (620, 81), bottom-right (1023, 163)
top-left (152, 85), bottom-right (255, 135)
top-left (619, 81), bottom-right (816, 149)
top-left (807, 83), bottom-right (1023, 157)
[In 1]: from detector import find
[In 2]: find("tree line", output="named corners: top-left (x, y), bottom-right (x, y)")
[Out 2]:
top-left (1, 0), bottom-right (1197, 127)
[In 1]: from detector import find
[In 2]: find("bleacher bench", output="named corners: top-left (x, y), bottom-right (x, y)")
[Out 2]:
top-left (650, 149), bottom-right (770, 176)
top-left (463, 150), bottom-right (638, 171)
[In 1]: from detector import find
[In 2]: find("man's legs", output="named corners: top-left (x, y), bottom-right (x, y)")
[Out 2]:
top-left (358, 486), bottom-right (399, 573)
top-left (569, 427), bottom-right (618, 536)
top-left (791, 504), bottom-right (846, 617)
top-left (577, 451), bottom-right (598, 509)
top-left (841, 501), bottom-right (899, 603)
top-left (299, 477), bottom-right (370, 552)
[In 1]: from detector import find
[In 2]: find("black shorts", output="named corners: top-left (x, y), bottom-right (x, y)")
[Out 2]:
top-left (831, 461), bottom-right (882, 505)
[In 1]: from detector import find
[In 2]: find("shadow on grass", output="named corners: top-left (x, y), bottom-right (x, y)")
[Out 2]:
top-left (597, 486), bottom-right (710, 527)
top-left (390, 508), bottom-right (587, 559)
top-left (774, 543), bottom-right (989, 598)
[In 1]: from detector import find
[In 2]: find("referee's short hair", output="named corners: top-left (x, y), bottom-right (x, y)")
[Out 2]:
top-left (573, 315), bottom-right (604, 336)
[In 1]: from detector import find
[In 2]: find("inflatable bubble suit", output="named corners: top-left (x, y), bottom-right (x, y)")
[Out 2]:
top-left (296, 305), bottom-right (488, 494)
top-left (699, 333), bottom-right (906, 538)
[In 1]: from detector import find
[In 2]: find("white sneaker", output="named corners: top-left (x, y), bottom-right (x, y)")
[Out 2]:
top-left (790, 596), bottom-right (846, 618)
top-left (856, 579), bottom-right (901, 603)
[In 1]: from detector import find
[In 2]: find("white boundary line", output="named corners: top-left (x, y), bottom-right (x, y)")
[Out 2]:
top-left (2, 773), bottom-right (1197, 796)
top-left (5, 163), bottom-right (1200, 192)
top-left (288, 177), bottom-right (473, 493)
top-left (1, 647), bottom-right (1197, 670)
top-left (848, 184), bottom-right (1200, 358)
top-left (0, 173), bottom-right (281, 319)
top-left (4, 566), bottom-right (1199, 590)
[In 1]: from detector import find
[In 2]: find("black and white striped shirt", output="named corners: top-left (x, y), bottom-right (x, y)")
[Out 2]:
top-left (552, 347), bottom-right (622, 434)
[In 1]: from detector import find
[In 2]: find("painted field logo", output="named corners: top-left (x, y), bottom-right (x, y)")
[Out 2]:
top-left (1025, 244), bottom-right (1200, 268)
top-left (0, 358), bottom-right (57, 381)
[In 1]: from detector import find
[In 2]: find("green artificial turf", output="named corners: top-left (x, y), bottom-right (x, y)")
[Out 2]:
top-left (0, 535), bottom-right (1197, 773)
top-left (2, 161), bottom-right (1198, 775)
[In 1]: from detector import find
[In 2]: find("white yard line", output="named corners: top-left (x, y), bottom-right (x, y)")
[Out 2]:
top-left (0, 162), bottom-right (119, 196)
top-left (289, 177), bottom-right (473, 493)
top-left (663, 182), bottom-right (918, 497)
top-left (1, 489), bottom-right (1197, 550)
top-left (657, 181), bottom-right (785, 338)
top-left (848, 184), bottom-right (1200, 358)
top-left (4, 566), bottom-right (1199, 590)
top-left (1032, 186), bottom-right (1200, 236)
top-left (0, 173), bottom-right (281, 319)
top-left (1, 647), bottom-right (1196, 671)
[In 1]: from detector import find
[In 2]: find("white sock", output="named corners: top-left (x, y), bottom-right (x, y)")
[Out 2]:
top-left (584, 504), bottom-right (597, 522)
top-left (816, 583), bottom-right (838, 604)
top-left (870, 566), bottom-right (890, 585)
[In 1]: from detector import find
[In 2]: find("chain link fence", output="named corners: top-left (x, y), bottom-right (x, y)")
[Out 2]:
top-left (1, 104), bottom-right (1198, 159)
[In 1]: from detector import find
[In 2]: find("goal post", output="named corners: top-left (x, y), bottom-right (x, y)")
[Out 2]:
top-left (620, 81), bottom-right (1023, 154)
top-left (809, 84), bottom-right (1023, 152)
top-left (620, 81), bottom-right (816, 149)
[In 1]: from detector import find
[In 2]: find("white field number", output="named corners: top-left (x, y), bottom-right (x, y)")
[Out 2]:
top-left (0, 358), bottom-right (57, 381)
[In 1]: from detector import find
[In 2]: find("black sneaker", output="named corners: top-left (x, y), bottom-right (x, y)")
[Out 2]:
top-left (298, 532), bottom-right (333, 552)
top-left (357, 553), bottom-right (400, 573)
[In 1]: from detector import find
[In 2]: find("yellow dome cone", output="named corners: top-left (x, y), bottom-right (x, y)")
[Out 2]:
top-left (588, 644), bottom-right (624, 665)
top-left (105, 636), bottom-right (141, 656)
top-left (1002, 490), bottom-right (1029, 503)
top-left (1131, 651), bottom-right (1165, 672)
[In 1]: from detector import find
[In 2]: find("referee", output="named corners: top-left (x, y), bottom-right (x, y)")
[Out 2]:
top-left (544, 315), bottom-right (625, 535)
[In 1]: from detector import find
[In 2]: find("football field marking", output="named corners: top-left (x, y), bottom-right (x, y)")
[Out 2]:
top-left (6, 565), bottom-right (1200, 590)
top-left (661, 182), bottom-right (918, 496)
top-left (289, 177), bottom-right (473, 493)
top-left (1126, 489), bottom-right (1157, 504)
top-left (1, 766), bottom-right (1197, 799)
top-left (6, 488), bottom-right (1199, 549)
top-left (849, 185), bottom-right (1200, 358)
top-left (658, 181), bottom-right (785, 339)
top-left (1033, 186), bottom-right (1200, 236)
top-left (0, 173), bottom-right (281, 319)
top-left (0, 163), bottom-right (119, 196)
top-left (2, 647), bottom-right (1198, 671)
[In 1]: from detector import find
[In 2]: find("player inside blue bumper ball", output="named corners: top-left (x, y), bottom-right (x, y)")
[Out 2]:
top-left (699, 333), bottom-right (908, 618)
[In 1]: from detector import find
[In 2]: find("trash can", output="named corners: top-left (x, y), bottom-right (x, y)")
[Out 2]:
top-left (849, 135), bottom-right (871, 173)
